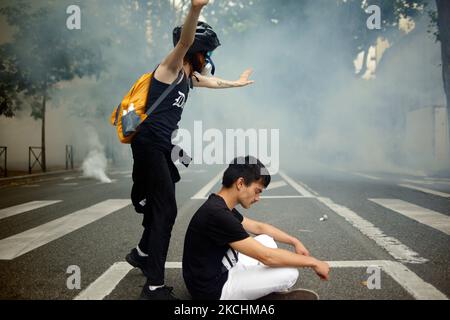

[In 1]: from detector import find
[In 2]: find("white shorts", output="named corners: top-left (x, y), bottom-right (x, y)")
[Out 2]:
top-left (219, 234), bottom-right (299, 300)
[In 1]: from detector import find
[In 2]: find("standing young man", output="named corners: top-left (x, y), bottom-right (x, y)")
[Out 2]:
top-left (126, 0), bottom-right (255, 300)
top-left (183, 156), bottom-right (330, 300)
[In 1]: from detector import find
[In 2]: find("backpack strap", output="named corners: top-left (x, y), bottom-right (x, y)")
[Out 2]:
top-left (145, 69), bottom-right (184, 117)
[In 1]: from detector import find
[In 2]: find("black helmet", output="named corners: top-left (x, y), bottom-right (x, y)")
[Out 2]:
top-left (173, 21), bottom-right (221, 54)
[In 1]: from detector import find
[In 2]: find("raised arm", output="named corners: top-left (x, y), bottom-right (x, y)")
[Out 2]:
top-left (192, 69), bottom-right (255, 89)
top-left (155, 0), bottom-right (209, 83)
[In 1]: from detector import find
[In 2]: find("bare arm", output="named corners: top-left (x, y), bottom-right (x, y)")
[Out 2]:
top-left (192, 69), bottom-right (255, 89)
top-left (230, 237), bottom-right (330, 280)
top-left (155, 0), bottom-right (208, 83)
top-left (242, 217), bottom-right (310, 256)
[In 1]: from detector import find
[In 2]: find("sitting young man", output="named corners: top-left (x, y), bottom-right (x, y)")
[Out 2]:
top-left (182, 156), bottom-right (330, 300)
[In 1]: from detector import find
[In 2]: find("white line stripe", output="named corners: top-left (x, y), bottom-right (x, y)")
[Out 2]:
top-left (278, 171), bottom-right (313, 197)
top-left (316, 197), bottom-right (428, 264)
top-left (0, 200), bottom-right (62, 221)
top-left (191, 169), bottom-right (225, 199)
top-left (0, 199), bottom-right (131, 260)
top-left (327, 260), bottom-right (386, 268)
top-left (328, 260), bottom-right (447, 300)
top-left (369, 199), bottom-right (450, 236)
top-left (402, 179), bottom-right (435, 185)
top-left (74, 262), bottom-right (133, 300)
top-left (77, 260), bottom-right (447, 300)
top-left (266, 181), bottom-right (288, 190)
top-left (381, 261), bottom-right (448, 300)
top-left (165, 262), bottom-right (182, 268)
top-left (352, 172), bottom-right (381, 180)
top-left (58, 183), bottom-right (79, 186)
top-left (399, 184), bottom-right (450, 198)
top-left (75, 261), bottom-right (183, 300)
top-left (424, 177), bottom-right (450, 183)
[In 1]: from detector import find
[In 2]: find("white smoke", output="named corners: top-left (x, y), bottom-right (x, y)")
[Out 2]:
top-left (81, 127), bottom-right (112, 183)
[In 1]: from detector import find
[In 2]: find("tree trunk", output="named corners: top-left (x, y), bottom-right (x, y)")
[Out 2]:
top-left (41, 84), bottom-right (47, 172)
top-left (436, 0), bottom-right (450, 159)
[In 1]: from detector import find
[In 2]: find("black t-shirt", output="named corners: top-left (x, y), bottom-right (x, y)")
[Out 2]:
top-left (183, 194), bottom-right (250, 300)
top-left (136, 71), bottom-right (190, 152)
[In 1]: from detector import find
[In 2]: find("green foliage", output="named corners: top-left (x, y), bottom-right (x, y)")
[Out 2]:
top-left (0, 0), bottom-right (107, 119)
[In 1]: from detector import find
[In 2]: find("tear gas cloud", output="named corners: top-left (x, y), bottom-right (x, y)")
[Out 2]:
top-left (0, 0), bottom-right (446, 176)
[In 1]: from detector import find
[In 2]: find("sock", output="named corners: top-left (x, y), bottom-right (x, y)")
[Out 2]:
top-left (136, 245), bottom-right (148, 257)
top-left (149, 285), bottom-right (164, 291)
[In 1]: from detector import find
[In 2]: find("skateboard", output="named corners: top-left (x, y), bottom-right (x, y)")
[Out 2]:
top-left (258, 289), bottom-right (319, 300)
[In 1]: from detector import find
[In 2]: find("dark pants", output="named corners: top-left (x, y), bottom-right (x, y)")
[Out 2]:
top-left (131, 137), bottom-right (180, 286)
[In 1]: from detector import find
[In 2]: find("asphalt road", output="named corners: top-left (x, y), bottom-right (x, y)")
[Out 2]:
top-left (0, 163), bottom-right (449, 300)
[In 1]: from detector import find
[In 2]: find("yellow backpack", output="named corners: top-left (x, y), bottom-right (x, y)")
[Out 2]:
top-left (111, 70), bottom-right (183, 144)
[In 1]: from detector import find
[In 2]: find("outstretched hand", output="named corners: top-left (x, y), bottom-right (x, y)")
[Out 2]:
top-left (236, 69), bottom-right (255, 87)
top-left (192, 0), bottom-right (209, 8)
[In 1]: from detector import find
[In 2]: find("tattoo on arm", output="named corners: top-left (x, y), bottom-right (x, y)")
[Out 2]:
top-left (216, 80), bottom-right (236, 88)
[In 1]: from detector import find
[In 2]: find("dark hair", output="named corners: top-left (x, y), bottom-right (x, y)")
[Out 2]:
top-left (222, 156), bottom-right (271, 188)
top-left (184, 51), bottom-right (206, 76)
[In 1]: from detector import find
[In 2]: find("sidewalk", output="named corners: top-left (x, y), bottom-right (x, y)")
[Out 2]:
top-left (0, 168), bottom-right (80, 186)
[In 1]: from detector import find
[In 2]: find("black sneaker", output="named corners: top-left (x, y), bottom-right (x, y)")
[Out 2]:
top-left (139, 285), bottom-right (179, 300)
top-left (125, 248), bottom-right (148, 277)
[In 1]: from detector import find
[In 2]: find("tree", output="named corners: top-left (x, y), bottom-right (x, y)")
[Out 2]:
top-left (341, 0), bottom-right (449, 154)
top-left (0, 0), bottom-right (106, 171)
top-left (435, 0), bottom-right (450, 143)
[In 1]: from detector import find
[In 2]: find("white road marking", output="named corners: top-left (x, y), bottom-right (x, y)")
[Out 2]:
top-left (0, 200), bottom-right (62, 221)
top-left (191, 169), bottom-right (225, 199)
top-left (58, 183), bottom-right (79, 186)
top-left (165, 262), bottom-right (182, 268)
top-left (369, 199), bottom-right (450, 236)
top-left (278, 171), bottom-right (314, 197)
top-left (0, 199), bottom-right (131, 260)
top-left (402, 179), bottom-right (435, 185)
top-left (76, 260), bottom-right (447, 300)
top-left (63, 177), bottom-right (76, 181)
top-left (74, 262), bottom-right (133, 300)
top-left (352, 172), bottom-right (381, 180)
top-left (22, 185), bottom-right (40, 188)
top-left (329, 260), bottom-right (447, 300)
top-left (266, 180), bottom-right (288, 190)
top-left (316, 197), bottom-right (428, 264)
top-left (399, 184), bottom-right (450, 198)
top-left (424, 177), bottom-right (450, 182)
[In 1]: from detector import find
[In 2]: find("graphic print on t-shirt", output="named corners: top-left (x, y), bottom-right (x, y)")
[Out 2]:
top-left (173, 91), bottom-right (186, 109)
top-left (221, 247), bottom-right (239, 271)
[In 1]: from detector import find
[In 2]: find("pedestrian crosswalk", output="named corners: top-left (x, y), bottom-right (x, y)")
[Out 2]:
top-left (0, 200), bottom-right (62, 221)
top-left (369, 199), bottom-right (450, 236)
top-left (0, 169), bottom-right (449, 300)
top-left (0, 199), bottom-right (130, 260)
top-left (74, 259), bottom-right (447, 300)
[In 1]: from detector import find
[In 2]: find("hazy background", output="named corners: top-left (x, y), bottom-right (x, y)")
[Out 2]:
top-left (0, 0), bottom-right (448, 178)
